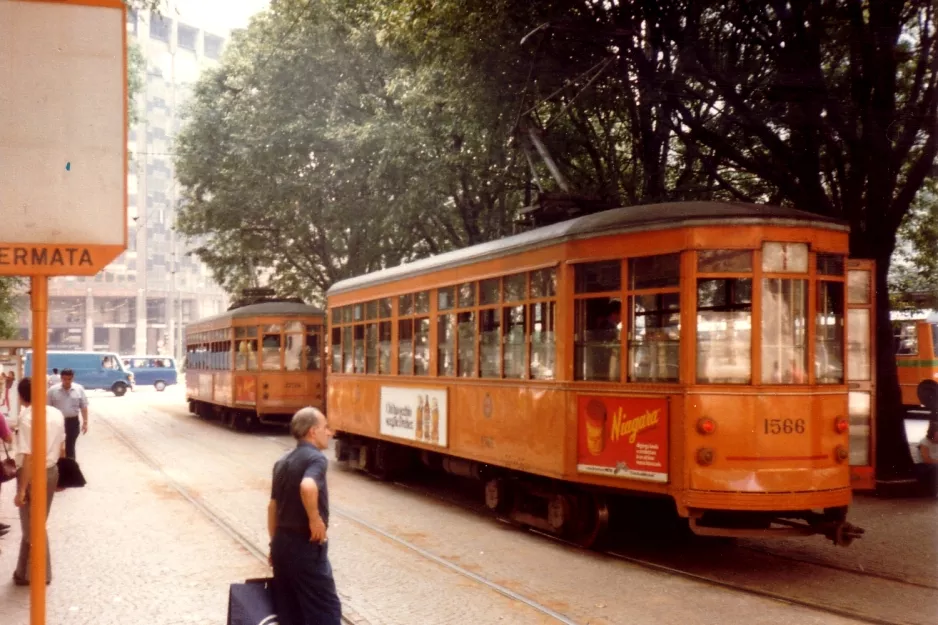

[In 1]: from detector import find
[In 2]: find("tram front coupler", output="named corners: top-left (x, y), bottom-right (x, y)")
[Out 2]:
top-left (824, 520), bottom-right (865, 547)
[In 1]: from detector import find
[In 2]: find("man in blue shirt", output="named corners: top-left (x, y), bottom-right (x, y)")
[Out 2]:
top-left (268, 407), bottom-right (342, 625)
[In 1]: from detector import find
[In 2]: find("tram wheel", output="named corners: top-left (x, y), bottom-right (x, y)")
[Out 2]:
top-left (567, 493), bottom-right (610, 549)
top-left (484, 478), bottom-right (513, 516)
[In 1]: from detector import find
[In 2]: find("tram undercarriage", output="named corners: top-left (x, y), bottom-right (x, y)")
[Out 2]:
top-left (335, 434), bottom-right (864, 549)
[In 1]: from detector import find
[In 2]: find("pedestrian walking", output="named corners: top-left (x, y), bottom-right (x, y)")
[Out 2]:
top-left (12, 377), bottom-right (66, 585)
top-left (916, 420), bottom-right (938, 495)
top-left (47, 368), bottom-right (88, 460)
top-left (46, 368), bottom-right (61, 389)
top-left (268, 407), bottom-right (342, 625)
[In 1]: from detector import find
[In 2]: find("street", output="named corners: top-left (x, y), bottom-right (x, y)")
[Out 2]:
top-left (0, 388), bottom-right (934, 625)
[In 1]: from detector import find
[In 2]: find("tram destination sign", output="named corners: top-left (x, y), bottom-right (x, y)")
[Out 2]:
top-left (0, 0), bottom-right (127, 275)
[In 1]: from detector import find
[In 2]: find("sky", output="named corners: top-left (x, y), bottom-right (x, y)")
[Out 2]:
top-left (161, 0), bottom-right (271, 35)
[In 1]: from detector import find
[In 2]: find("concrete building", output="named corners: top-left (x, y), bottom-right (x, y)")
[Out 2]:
top-left (14, 5), bottom-right (236, 360)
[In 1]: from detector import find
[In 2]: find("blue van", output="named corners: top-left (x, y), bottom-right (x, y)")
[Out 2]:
top-left (25, 350), bottom-right (135, 397)
top-left (121, 356), bottom-right (178, 392)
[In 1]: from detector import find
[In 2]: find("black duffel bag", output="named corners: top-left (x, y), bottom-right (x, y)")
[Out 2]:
top-left (227, 578), bottom-right (280, 625)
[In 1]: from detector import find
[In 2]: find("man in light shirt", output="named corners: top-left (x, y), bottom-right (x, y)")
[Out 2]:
top-left (12, 377), bottom-right (66, 586)
top-left (47, 368), bottom-right (88, 460)
top-left (46, 368), bottom-right (61, 389)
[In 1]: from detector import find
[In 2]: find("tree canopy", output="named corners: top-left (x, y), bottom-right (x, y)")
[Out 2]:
top-left (175, 0), bottom-right (937, 481)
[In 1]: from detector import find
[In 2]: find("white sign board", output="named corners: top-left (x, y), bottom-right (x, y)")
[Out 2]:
top-left (0, 0), bottom-right (126, 274)
top-left (380, 386), bottom-right (448, 447)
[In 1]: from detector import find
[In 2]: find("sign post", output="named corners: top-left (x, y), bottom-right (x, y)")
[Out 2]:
top-left (0, 1), bottom-right (127, 623)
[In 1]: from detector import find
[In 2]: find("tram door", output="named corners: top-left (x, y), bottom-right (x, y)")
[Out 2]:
top-left (846, 260), bottom-right (876, 491)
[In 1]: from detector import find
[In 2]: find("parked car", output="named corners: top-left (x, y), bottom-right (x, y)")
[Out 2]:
top-left (121, 356), bottom-right (178, 392)
top-left (25, 350), bottom-right (135, 397)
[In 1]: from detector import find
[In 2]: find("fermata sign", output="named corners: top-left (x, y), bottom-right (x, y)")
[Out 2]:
top-left (379, 386), bottom-right (448, 448)
top-left (576, 395), bottom-right (669, 483)
top-left (0, 0), bottom-right (127, 275)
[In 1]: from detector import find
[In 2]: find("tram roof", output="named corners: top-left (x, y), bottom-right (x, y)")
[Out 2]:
top-left (187, 301), bottom-right (325, 329)
top-left (328, 201), bottom-right (848, 296)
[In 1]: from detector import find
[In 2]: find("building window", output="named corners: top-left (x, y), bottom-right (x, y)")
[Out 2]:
top-left (178, 24), bottom-right (197, 51)
top-left (150, 15), bottom-right (171, 42)
top-left (204, 33), bottom-right (223, 59)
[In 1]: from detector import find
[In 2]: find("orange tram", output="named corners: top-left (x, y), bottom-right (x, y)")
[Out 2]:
top-left (326, 201), bottom-right (876, 547)
top-left (185, 300), bottom-right (327, 430)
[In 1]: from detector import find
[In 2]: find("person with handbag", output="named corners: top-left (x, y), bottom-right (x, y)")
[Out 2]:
top-left (0, 411), bottom-right (13, 539)
top-left (11, 377), bottom-right (66, 586)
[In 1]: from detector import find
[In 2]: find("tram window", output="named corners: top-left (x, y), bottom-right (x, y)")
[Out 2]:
top-left (630, 254), bottom-right (680, 289)
top-left (480, 278), bottom-right (500, 306)
top-left (458, 282), bottom-right (476, 308)
top-left (574, 297), bottom-right (621, 382)
top-left (438, 287), bottom-right (455, 311)
top-left (353, 325), bottom-right (365, 373)
top-left (816, 281), bottom-right (845, 383)
top-left (531, 302), bottom-right (555, 380)
top-left (479, 309), bottom-right (501, 378)
top-left (366, 323), bottom-right (378, 374)
top-left (285, 321), bottom-right (303, 333)
top-left (847, 270), bottom-right (871, 304)
top-left (761, 279), bottom-right (808, 384)
top-left (817, 254), bottom-right (845, 276)
top-left (237, 339), bottom-right (257, 371)
top-left (379, 298), bottom-right (392, 319)
top-left (575, 261), bottom-right (620, 294)
top-left (894, 322), bottom-right (918, 356)
top-left (331, 328), bottom-right (342, 373)
top-left (285, 334), bottom-right (303, 371)
top-left (629, 293), bottom-right (680, 383)
top-left (847, 309), bottom-right (872, 380)
top-left (342, 327), bottom-right (353, 373)
top-left (415, 291), bottom-right (430, 314)
top-left (504, 273), bottom-right (526, 302)
top-left (262, 333), bottom-right (282, 370)
top-left (530, 268), bottom-right (557, 298)
top-left (378, 321), bottom-right (392, 374)
top-left (224, 340), bottom-right (232, 369)
top-left (306, 330), bottom-right (321, 371)
top-left (398, 319), bottom-right (414, 374)
top-left (399, 294), bottom-right (414, 316)
top-left (697, 250), bottom-right (752, 273)
top-left (932, 324), bottom-right (938, 357)
top-left (696, 278), bottom-right (752, 384)
top-left (762, 242), bottom-right (808, 273)
top-left (503, 305), bottom-right (526, 379)
top-left (415, 317), bottom-right (430, 376)
top-left (342, 306), bottom-right (353, 323)
top-left (366, 300), bottom-right (378, 320)
top-left (438, 314), bottom-right (456, 376)
top-left (457, 311), bottom-right (477, 377)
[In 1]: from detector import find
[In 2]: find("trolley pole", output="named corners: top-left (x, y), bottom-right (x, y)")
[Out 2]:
top-left (29, 275), bottom-right (49, 625)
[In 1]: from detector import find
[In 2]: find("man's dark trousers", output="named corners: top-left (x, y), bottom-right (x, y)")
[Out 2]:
top-left (64, 416), bottom-right (80, 460)
top-left (271, 531), bottom-right (342, 625)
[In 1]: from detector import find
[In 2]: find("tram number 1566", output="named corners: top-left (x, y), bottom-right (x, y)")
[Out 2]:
top-left (763, 418), bottom-right (806, 434)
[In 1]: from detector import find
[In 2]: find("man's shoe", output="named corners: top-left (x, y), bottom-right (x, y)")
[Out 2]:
top-left (12, 574), bottom-right (28, 586)
top-left (0, 527), bottom-right (10, 537)
top-left (0, 522), bottom-right (10, 530)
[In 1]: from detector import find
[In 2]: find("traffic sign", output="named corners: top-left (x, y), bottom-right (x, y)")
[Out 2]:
top-left (0, 0), bottom-right (127, 275)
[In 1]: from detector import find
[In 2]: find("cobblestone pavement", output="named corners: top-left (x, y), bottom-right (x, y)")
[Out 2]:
top-left (100, 388), bottom-right (878, 625)
top-left (0, 396), bottom-right (268, 625)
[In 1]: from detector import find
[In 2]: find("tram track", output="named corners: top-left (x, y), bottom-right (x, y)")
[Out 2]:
top-left (312, 451), bottom-right (930, 625)
top-left (101, 409), bottom-right (582, 625)
top-left (149, 400), bottom-right (932, 625)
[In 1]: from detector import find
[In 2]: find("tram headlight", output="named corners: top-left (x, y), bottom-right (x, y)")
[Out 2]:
top-left (696, 447), bottom-right (715, 466)
top-left (834, 445), bottom-right (849, 462)
top-left (834, 416), bottom-right (849, 434)
top-left (696, 417), bottom-right (716, 435)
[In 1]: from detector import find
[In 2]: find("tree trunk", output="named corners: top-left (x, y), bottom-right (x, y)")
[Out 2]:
top-left (872, 253), bottom-right (917, 486)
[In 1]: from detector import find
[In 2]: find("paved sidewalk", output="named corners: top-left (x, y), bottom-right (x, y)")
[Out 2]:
top-left (0, 420), bottom-right (269, 625)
